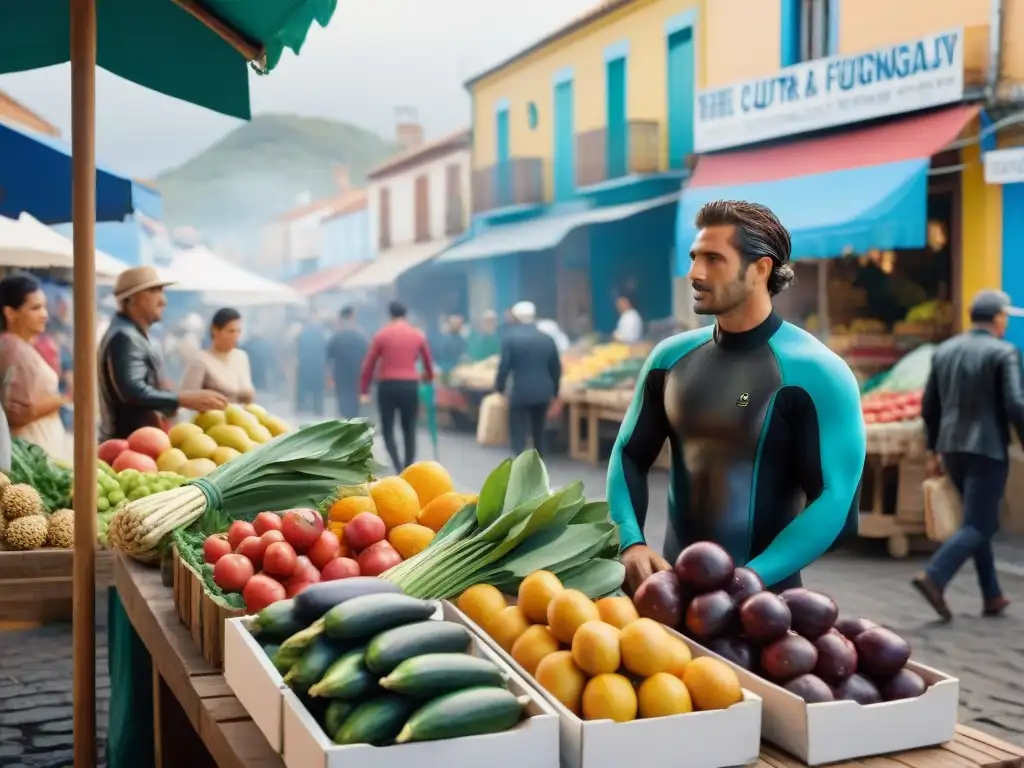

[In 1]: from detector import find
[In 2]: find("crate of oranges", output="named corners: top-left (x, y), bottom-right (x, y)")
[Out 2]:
top-left (448, 570), bottom-right (762, 768)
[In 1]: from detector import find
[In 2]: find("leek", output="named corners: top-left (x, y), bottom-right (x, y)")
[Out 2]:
top-left (111, 419), bottom-right (378, 563)
top-left (382, 451), bottom-right (625, 599)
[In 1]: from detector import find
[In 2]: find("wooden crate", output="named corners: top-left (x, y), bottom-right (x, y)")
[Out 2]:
top-left (896, 455), bottom-right (928, 523)
top-left (0, 547), bottom-right (114, 626)
top-left (171, 544), bottom-right (245, 668)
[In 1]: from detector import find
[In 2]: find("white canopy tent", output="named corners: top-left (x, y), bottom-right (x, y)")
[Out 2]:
top-left (16, 213), bottom-right (132, 281)
top-left (168, 245), bottom-right (307, 306)
top-left (0, 214), bottom-right (75, 270)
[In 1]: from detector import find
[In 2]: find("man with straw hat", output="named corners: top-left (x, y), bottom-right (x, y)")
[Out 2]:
top-left (99, 265), bottom-right (227, 440)
top-left (100, 266), bottom-right (228, 767)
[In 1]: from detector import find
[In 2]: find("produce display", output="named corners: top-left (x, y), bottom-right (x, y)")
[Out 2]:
top-left (247, 586), bottom-right (531, 746)
top-left (457, 572), bottom-right (744, 721)
top-left (0, 478), bottom-right (74, 550)
top-left (381, 451), bottom-right (624, 600)
top-left (7, 437), bottom-right (72, 512)
top-left (633, 541), bottom-right (930, 704)
top-left (561, 343), bottom-right (637, 389)
top-left (110, 419), bottom-right (376, 563)
top-left (448, 356), bottom-right (498, 390)
top-left (860, 390), bottom-right (922, 425)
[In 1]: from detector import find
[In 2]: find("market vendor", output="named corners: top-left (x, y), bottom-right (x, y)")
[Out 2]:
top-left (100, 266), bottom-right (228, 768)
top-left (466, 310), bottom-right (501, 361)
top-left (607, 200), bottom-right (865, 594)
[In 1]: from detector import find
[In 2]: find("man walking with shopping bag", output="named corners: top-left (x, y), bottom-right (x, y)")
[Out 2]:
top-left (913, 290), bottom-right (1024, 620)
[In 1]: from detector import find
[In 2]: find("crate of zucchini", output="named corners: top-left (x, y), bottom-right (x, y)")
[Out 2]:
top-left (225, 578), bottom-right (559, 766)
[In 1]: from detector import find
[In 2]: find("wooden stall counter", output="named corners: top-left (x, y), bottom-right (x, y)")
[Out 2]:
top-left (114, 551), bottom-right (1024, 768)
top-left (114, 552), bottom-right (282, 768)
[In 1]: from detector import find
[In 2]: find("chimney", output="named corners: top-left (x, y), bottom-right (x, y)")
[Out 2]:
top-left (333, 164), bottom-right (351, 193)
top-left (395, 106), bottom-right (424, 151)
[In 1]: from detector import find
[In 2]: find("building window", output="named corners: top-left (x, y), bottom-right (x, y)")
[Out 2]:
top-left (414, 174), bottom-right (430, 243)
top-left (378, 187), bottom-right (391, 251)
top-left (527, 102), bottom-right (539, 130)
top-left (800, 0), bottom-right (830, 61)
top-left (444, 163), bottom-right (464, 235)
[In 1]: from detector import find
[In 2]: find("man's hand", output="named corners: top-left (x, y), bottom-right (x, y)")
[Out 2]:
top-left (621, 544), bottom-right (671, 595)
top-left (360, 394), bottom-right (371, 406)
top-left (179, 389), bottom-right (229, 412)
top-left (926, 452), bottom-right (944, 478)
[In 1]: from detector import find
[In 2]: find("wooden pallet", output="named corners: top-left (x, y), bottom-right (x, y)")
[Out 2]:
top-left (172, 544), bottom-right (244, 669)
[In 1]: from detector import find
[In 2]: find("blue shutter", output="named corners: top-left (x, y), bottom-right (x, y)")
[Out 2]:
top-left (780, 0), bottom-right (801, 66)
top-left (554, 80), bottom-right (576, 202)
top-left (495, 108), bottom-right (511, 207)
top-left (666, 27), bottom-right (694, 170)
top-left (606, 57), bottom-right (627, 180)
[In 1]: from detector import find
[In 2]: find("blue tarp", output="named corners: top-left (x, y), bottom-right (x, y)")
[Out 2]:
top-left (675, 158), bottom-right (930, 275)
top-left (0, 120), bottom-right (161, 224)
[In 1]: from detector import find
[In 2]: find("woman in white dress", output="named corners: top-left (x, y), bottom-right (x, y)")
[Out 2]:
top-left (0, 275), bottom-right (70, 460)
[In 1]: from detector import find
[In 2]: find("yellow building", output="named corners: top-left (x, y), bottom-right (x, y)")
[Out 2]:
top-left (438, 0), bottom-right (705, 333)
top-left (680, 0), bottom-right (1024, 346)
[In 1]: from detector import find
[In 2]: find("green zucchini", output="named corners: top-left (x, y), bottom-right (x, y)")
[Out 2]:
top-left (278, 616), bottom-right (326, 657)
top-left (324, 594), bottom-right (436, 640)
top-left (294, 578), bottom-right (404, 623)
top-left (252, 599), bottom-right (305, 640)
top-left (307, 646), bottom-right (377, 699)
top-left (261, 642), bottom-right (281, 661)
top-left (323, 700), bottom-right (355, 739)
top-left (380, 654), bottom-right (507, 697)
top-left (396, 687), bottom-right (528, 744)
top-left (284, 636), bottom-right (348, 690)
top-left (333, 694), bottom-right (418, 746)
top-left (272, 644), bottom-right (303, 675)
top-left (365, 621), bottom-right (470, 675)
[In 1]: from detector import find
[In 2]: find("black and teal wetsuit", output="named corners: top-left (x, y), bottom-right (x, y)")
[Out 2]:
top-left (607, 311), bottom-right (865, 590)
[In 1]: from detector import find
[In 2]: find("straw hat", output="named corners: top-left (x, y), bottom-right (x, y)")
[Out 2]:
top-left (113, 266), bottom-right (176, 302)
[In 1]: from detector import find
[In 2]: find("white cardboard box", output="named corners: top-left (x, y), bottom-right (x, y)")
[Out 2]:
top-left (281, 606), bottom-right (560, 768)
top-left (450, 603), bottom-right (763, 768)
top-left (668, 628), bottom-right (960, 765)
top-left (224, 616), bottom-right (287, 751)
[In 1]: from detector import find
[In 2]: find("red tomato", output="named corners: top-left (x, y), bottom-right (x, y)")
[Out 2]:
top-left (284, 577), bottom-right (316, 598)
top-left (243, 574), bottom-right (286, 614)
top-left (307, 530), bottom-right (342, 570)
top-left (253, 512), bottom-right (284, 536)
top-left (320, 557), bottom-right (361, 581)
top-left (203, 535), bottom-right (232, 565)
top-left (213, 554), bottom-right (254, 593)
top-left (864, 413), bottom-right (878, 424)
top-left (344, 512), bottom-right (386, 552)
top-left (228, 521), bottom-right (257, 550)
top-left (236, 536), bottom-right (265, 569)
top-left (263, 541), bottom-right (298, 578)
top-left (292, 555), bottom-right (321, 583)
top-left (280, 508), bottom-right (325, 553)
top-left (357, 541), bottom-right (403, 577)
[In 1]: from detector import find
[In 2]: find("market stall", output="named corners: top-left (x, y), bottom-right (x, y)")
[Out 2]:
top-left (103, 444), bottom-right (1024, 768)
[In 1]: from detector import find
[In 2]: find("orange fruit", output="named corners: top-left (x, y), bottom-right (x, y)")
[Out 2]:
top-left (369, 477), bottom-right (421, 531)
top-left (400, 461), bottom-right (454, 507)
top-left (456, 584), bottom-right (507, 630)
top-left (387, 523), bottom-right (435, 559)
top-left (518, 571), bottom-right (564, 624)
top-left (682, 657), bottom-right (743, 711)
top-left (417, 491), bottom-right (467, 532)
top-left (546, 589), bottom-right (600, 644)
top-left (595, 596), bottom-right (639, 629)
top-left (328, 495), bottom-right (376, 523)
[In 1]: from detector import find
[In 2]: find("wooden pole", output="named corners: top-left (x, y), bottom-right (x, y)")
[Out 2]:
top-left (70, 0), bottom-right (98, 764)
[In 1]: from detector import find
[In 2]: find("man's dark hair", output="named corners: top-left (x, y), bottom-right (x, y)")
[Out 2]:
top-left (339, 306), bottom-right (354, 320)
top-left (388, 301), bottom-right (407, 319)
top-left (695, 200), bottom-right (795, 296)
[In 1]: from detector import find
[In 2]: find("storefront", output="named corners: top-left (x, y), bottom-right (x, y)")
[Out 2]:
top-left (984, 141), bottom-right (1024, 351)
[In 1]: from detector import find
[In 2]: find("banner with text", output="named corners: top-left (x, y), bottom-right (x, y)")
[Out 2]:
top-left (984, 148), bottom-right (1024, 185)
top-left (694, 29), bottom-right (964, 154)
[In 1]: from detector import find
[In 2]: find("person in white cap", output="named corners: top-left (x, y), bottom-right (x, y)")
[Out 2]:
top-left (495, 301), bottom-right (561, 457)
top-left (912, 288), bottom-right (1024, 620)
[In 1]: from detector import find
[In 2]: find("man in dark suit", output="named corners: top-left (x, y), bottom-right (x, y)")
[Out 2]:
top-left (326, 306), bottom-right (369, 419)
top-left (913, 289), bottom-right (1024, 620)
top-left (495, 301), bottom-right (561, 456)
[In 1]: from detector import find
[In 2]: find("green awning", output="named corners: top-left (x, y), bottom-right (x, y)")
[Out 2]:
top-left (0, 0), bottom-right (337, 119)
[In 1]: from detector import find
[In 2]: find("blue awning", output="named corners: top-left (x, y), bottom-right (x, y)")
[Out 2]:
top-left (438, 192), bottom-right (679, 264)
top-left (0, 120), bottom-right (162, 224)
top-left (675, 105), bottom-right (978, 273)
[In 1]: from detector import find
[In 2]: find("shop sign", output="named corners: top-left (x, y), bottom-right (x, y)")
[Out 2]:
top-left (694, 29), bottom-right (964, 153)
top-left (984, 147), bottom-right (1024, 185)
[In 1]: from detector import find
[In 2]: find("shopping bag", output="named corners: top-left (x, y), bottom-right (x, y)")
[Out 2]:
top-left (923, 476), bottom-right (962, 542)
top-left (477, 392), bottom-right (509, 447)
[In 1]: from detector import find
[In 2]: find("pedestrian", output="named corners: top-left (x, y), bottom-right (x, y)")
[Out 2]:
top-left (99, 266), bottom-right (227, 768)
top-left (435, 314), bottom-right (468, 372)
top-left (911, 289), bottom-right (1023, 620)
top-left (295, 314), bottom-right (328, 416)
top-left (606, 200), bottom-right (865, 595)
top-left (180, 308), bottom-right (256, 405)
top-left (612, 291), bottom-right (644, 344)
top-left (494, 301), bottom-right (561, 457)
top-left (327, 306), bottom-right (369, 419)
top-left (360, 301), bottom-right (434, 471)
top-left (466, 310), bottom-right (501, 361)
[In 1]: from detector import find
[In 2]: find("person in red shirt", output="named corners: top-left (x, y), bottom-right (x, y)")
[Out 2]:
top-left (360, 301), bottom-right (434, 471)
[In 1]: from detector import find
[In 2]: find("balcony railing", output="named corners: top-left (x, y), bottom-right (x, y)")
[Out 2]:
top-left (575, 120), bottom-right (662, 188)
top-left (472, 157), bottom-right (545, 213)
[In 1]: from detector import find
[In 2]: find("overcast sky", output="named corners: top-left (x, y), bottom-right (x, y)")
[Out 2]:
top-left (0, 0), bottom-right (596, 178)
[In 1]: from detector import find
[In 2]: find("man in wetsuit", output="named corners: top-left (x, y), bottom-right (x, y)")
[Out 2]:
top-left (608, 200), bottom-right (865, 594)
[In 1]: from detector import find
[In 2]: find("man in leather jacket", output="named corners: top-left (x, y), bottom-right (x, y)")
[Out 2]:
top-left (98, 266), bottom-right (226, 440)
top-left (913, 290), bottom-right (1024, 620)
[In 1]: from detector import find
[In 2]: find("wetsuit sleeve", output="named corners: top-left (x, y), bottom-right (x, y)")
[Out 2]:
top-left (921, 365), bottom-right (941, 451)
top-left (745, 355), bottom-right (865, 587)
top-left (607, 355), bottom-right (671, 551)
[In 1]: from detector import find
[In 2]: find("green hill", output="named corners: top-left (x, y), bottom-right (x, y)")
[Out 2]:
top-left (155, 113), bottom-right (396, 237)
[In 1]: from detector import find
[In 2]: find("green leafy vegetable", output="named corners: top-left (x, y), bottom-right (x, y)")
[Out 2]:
top-left (9, 437), bottom-right (72, 511)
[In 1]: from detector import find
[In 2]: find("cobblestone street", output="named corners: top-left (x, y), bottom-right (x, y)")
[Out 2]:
top-left (2, 417), bottom-right (1023, 765)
